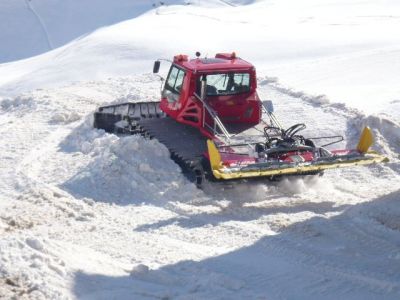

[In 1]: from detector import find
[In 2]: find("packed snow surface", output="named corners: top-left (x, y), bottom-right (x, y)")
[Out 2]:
top-left (1, 0), bottom-right (400, 299)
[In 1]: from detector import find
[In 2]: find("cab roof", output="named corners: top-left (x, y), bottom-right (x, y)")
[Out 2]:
top-left (174, 53), bottom-right (254, 73)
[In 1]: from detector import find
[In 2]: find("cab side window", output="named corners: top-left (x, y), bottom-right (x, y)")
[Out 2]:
top-left (233, 73), bottom-right (250, 89)
top-left (165, 66), bottom-right (185, 95)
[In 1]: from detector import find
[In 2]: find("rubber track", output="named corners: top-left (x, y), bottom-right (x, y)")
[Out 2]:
top-left (94, 101), bottom-right (209, 184)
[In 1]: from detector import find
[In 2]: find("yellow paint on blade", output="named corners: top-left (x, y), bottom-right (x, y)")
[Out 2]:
top-left (211, 152), bottom-right (388, 180)
top-left (357, 126), bottom-right (374, 153)
top-left (207, 140), bottom-right (222, 179)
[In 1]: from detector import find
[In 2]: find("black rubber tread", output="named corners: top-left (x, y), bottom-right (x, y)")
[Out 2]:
top-left (138, 118), bottom-right (207, 160)
top-left (94, 101), bottom-right (210, 187)
top-left (137, 117), bottom-right (211, 187)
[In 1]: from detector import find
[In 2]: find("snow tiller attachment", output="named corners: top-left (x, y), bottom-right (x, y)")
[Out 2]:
top-left (94, 52), bottom-right (388, 187)
top-left (206, 120), bottom-right (388, 181)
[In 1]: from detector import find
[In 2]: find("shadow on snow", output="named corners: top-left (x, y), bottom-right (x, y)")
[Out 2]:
top-left (72, 189), bottom-right (400, 300)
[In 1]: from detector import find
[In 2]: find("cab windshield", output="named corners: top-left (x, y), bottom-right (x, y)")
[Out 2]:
top-left (197, 73), bottom-right (250, 96)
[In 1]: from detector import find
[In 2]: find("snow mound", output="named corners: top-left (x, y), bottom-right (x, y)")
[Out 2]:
top-left (50, 111), bottom-right (81, 124)
top-left (354, 115), bottom-right (400, 160)
top-left (0, 95), bottom-right (37, 112)
top-left (60, 119), bottom-right (198, 204)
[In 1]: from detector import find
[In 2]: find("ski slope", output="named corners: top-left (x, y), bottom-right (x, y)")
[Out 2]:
top-left (0, 0), bottom-right (183, 63)
top-left (1, 0), bottom-right (400, 119)
top-left (1, 0), bottom-right (400, 299)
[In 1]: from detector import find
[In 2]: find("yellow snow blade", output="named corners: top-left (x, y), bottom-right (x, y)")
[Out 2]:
top-left (210, 152), bottom-right (388, 180)
top-left (207, 139), bottom-right (222, 179)
top-left (357, 126), bottom-right (374, 153)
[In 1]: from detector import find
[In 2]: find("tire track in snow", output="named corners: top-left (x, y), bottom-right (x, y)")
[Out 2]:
top-left (254, 211), bottom-right (400, 296)
top-left (257, 235), bottom-right (400, 297)
top-left (24, 0), bottom-right (54, 50)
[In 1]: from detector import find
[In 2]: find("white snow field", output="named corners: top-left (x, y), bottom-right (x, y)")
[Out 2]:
top-left (1, 0), bottom-right (400, 299)
top-left (0, 0), bottom-right (182, 63)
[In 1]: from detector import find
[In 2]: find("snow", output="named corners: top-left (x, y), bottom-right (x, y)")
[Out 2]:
top-left (0, 0), bottom-right (183, 63)
top-left (0, 0), bottom-right (400, 299)
top-left (1, 0), bottom-right (400, 120)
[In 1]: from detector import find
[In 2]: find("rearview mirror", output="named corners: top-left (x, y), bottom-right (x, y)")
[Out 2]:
top-left (153, 60), bottom-right (161, 73)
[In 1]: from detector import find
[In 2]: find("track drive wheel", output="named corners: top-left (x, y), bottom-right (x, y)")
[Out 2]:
top-left (190, 158), bottom-right (215, 189)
